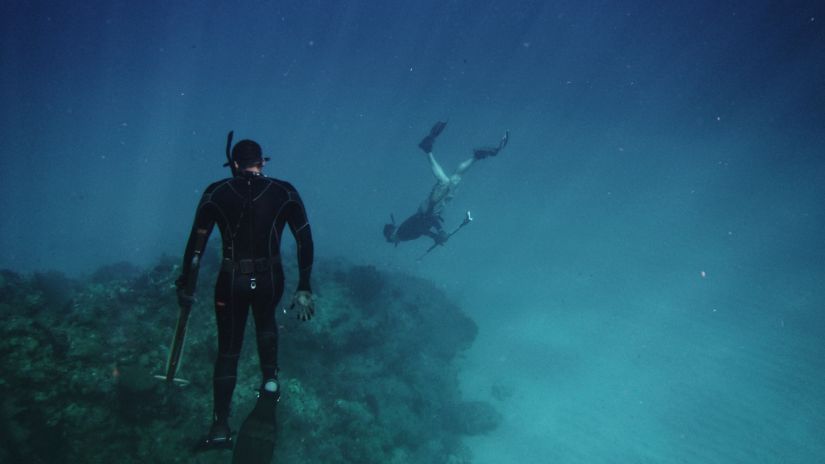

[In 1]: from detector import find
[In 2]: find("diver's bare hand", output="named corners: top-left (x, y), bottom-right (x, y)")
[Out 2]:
top-left (289, 290), bottom-right (315, 321)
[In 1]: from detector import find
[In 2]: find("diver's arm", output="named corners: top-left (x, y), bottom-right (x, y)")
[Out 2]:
top-left (425, 231), bottom-right (448, 245)
top-left (177, 194), bottom-right (215, 300)
top-left (425, 223), bottom-right (448, 246)
top-left (284, 188), bottom-right (315, 321)
top-left (285, 190), bottom-right (314, 293)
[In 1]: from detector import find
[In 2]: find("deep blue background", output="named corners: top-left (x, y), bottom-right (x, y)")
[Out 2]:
top-left (2, 0), bottom-right (823, 274)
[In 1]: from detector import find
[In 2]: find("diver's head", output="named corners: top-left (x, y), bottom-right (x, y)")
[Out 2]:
top-left (230, 139), bottom-right (271, 171)
top-left (383, 223), bottom-right (398, 243)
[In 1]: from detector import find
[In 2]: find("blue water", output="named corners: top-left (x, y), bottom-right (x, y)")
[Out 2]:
top-left (2, 0), bottom-right (824, 462)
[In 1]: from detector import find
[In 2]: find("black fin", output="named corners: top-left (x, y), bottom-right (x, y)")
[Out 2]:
top-left (474, 131), bottom-right (509, 159)
top-left (473, 148), bottom-right (496, 160)
top-left (418, 121), bottom-right (448, 153)
top-left (232, 392), bottom-right (279, 464)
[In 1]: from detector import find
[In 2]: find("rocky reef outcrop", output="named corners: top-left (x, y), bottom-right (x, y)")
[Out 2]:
top-left (0, 253), bottom-right (498, 463)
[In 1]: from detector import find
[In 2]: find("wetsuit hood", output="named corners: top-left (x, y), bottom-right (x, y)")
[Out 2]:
top-left (224, 139), bottom-right (271, 169)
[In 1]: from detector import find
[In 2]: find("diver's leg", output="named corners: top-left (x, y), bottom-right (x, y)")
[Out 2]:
top-left (428, 153), bottom-right (451, 183)
top-left (234, 285), bottom-right (282, 462)
top-left (212, 273), bottom-right (251, 429)
top-left (251, 269), bottom-right (285, 391)
top-left (454, 156), bottom-right (476, 176)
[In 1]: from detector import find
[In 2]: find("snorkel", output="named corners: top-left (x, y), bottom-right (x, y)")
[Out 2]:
top-left (225, 130), bottom-right (238, 177)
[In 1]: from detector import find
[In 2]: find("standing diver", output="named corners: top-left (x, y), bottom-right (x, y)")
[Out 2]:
top-left (383, 121), bottom-right (509, 247)
top-left (176, 135), bottom-right (315, 451)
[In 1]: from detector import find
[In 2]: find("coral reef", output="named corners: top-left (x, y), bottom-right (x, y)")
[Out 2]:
top-left (0, 254), bottom-right (498, 463)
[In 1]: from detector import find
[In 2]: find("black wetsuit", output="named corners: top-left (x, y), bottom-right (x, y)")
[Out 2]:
top-left (178, 171), bottom-right (313, 426)
top-left (395, 212), bottom-right (444, 243)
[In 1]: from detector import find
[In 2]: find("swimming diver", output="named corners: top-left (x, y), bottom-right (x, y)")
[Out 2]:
top-left (383, 121), bottom-right (509, 247)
